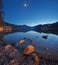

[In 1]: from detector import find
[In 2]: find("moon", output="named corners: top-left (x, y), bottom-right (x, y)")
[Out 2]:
top-left (24, 3), bottom-right (27, 7)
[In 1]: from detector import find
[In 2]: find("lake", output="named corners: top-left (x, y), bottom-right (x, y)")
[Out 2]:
top-left (1, 31), bottom-right (58, 58)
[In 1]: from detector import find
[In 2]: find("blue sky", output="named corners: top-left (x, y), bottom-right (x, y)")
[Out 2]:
top-left (3, 0), bottom-right (58, 26)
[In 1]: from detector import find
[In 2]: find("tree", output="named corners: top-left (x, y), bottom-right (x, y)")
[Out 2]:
top-left (0, 0), bottom-right (5, 26)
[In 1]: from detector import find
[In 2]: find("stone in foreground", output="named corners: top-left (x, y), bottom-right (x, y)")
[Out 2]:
top-left (4, 45), bottom-right (12, 50)
top-left (19, 40), bottom-right (25, 44)
top-left (23, 45), bottom-right (34, 55)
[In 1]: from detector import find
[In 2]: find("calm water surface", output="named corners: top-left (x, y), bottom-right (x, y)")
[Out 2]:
top-left (3, 31), bottom-right (58, 57)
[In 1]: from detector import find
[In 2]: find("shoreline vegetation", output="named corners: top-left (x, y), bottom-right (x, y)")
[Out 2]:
top-left (0, 37), bottom-right (58, 65)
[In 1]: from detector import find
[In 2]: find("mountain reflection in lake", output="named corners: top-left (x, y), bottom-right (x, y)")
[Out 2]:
top-left (1, 31), bottom-right (58, 58)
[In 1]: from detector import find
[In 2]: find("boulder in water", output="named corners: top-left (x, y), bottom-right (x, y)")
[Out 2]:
top-left (23, 45), bottom-right (34, 55)
top-left (4, 45), bottom-right (12, 50)
top-left (45, 48), bottom-right (48, 51)
top-left (32, 53), bottom-right (41, 65)
top-left (42, 35), bottom-right (48, 39)
top-left (36, 36), bottom-right (38, 38)
top-left (19, 40), bottom-right (25, 44)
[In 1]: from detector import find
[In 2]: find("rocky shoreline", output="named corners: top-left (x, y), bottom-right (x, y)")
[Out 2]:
top-left (0, 39), bottom-right (58, 65)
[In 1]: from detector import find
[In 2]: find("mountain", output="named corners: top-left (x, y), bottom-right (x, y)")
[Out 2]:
top-left (34, 22), bottom-right (58, 34)
top-left (4, 22), bottom-right (32, 32)
top-left (1, 20), bottom-right (58, 34)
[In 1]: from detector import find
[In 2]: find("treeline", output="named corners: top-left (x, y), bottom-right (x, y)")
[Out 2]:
top-left (34, 22), bottom-right (58, 34)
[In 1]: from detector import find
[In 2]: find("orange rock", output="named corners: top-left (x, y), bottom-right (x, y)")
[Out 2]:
top-left (9, 60), bottom-right (15, 65)
top-left (34, 55), bottom-right (40, 64)
top-left (23, 45), bottom-right (34, 55)
top-left (32, 53), bottom-right (41, 65)
top-left (19, 40), bottom-right (25, 44)
top-left (4, 45), bottom-right (11, 50)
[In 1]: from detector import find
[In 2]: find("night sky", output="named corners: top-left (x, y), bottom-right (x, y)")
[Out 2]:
top-left (3, 0), bottom-right (58, 26)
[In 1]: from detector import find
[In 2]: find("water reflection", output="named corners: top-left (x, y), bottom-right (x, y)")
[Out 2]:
top-left (0, 31), bottom-right (57, 57)
top-left (34, 30), bottom-right (58, 36)
top-left (0, 32), bottom-right (6, 41)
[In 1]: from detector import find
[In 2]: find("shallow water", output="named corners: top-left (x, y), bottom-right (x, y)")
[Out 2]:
top-left (2, 31), bottom-right (58, 58)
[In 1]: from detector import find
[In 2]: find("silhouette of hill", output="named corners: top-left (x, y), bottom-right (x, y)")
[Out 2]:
top-left (34, 22), bottom-right (58, 34)
top-left (1, 20), bottom-right (58, 34)
top-left (4, 22), bottom-right (32, 32)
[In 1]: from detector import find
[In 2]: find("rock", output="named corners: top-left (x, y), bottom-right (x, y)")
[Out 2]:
top-left (27, 38), bottom-right (34, 43)
top-left (9, 60), bottom-right (15, 65)
top-left (24, 37), bottom-right (27, 39)
top-left (36, 36), bottom-right (38, 38)
top-left (4, 45), bottom-right (12, 50)
top-left (28, 38), bottom-right (33, 41)
top-left (23, 45), bottom-right (34, 55)
top-left (32, 53), bottom-right (41, 65)
top-left (19, 40), bottom-right (25, 44)
top-left (34, 55), bottom-right (40, 64)
top-left (45, 48), bottom-right (48, 51)
top-left (42, 35), bottom-right (48, 39)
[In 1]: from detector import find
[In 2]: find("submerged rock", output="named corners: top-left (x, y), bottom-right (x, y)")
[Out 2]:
top-left (42, 35), bottom-right (48, 39)
top-left (32, 53), bottom-right (41, 65)
top-left (8, 60), bottom-right (15, 65)
top-left (45, 48), bottom-right (48, 51)
top-left (23, 37), bottom-right (27, 39)
top-left (19, 40), bottom-right (25, 44)
top-left (4, 45), bottom-right (12, 50)
top-left (28, 38), bottom-right (33, 41)
top-left (36, 36), bottom-right (38, 38)
top-left (27, 38), bottom-right (34, 43)
top-left (23, 45), bottom-right (35, 55)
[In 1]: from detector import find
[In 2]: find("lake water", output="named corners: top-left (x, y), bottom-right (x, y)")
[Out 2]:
top-left (2, 31), bottom-right (58, 58)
